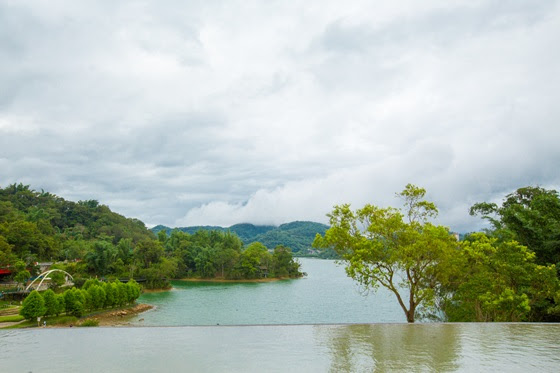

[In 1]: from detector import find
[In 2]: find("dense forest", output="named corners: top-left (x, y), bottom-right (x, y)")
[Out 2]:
top-left (0, 184), bottom-right (302, 289)
top-left (152, 221), bottom-right (336, 258)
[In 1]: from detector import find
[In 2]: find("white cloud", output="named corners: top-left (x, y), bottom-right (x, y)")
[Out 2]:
top-left (1, 0), bottom-right (559, 232)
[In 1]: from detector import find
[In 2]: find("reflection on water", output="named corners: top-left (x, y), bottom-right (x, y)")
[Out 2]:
top-left (1, 324), bottom-right (559, 372)
top-left (316, 324), bottom-right (460, 372)
top-left (457, 324), bottom-right (560, 371)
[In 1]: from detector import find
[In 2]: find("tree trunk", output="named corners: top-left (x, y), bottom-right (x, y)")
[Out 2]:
top-left (407, 286), bottom-right (416, 323)
top-left (406, 308), bottom-right (415, 323)
top-left (391, 287), bottom-right (416, 323)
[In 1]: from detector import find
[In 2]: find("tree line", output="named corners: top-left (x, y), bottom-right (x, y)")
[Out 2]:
top-left (154, 221), bottom-right (330, 256)
top-left (19, 279), bottom-right (141, 321)
top-left (314, 184), bottom-right (560, 323)
top-left (155, 229), bottom-right (303, 283)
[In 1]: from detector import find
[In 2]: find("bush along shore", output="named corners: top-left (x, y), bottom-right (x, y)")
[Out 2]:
top-left (12, 279), bottom-right (147, 328)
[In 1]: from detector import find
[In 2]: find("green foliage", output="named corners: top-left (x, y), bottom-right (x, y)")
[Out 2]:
top-left (152, 221), bottom-right (329, 254)
top-left (20, 290), bottom-right (46, 320)
top-left (85, 240), bottom-right (118, 275)
top-left (126, 279), bottom-right (141, 302)
top-left (232, 242), bottom-right (269, 279)
top-left (149, 229), bottom-right (301, 282)
top-left (13, 279), bottom-right (141, 322)
top-left (0, 219), bottom-right (60, 259)
top-left (471, 186), bottom-right (560, 266)
top-left (55, 294), bottom-right (65, 316)
top-left (470, 186), bottom-right (560, 321)
top-left (0, 234), bottom-right (16, 266)
top-left (271, 246), bottom-right (302, 277)
top-left (48, 270), bottom-right (66, 290)
top-left (314, 185), bottom-right (458, 323)
top-left (87, 285), bottom-right (106, 310)
top-left (14, 269), bottom-right (31, 289)
top-left (64, 288), bottom-right (85, 317)
top-left (83, 278), bottom-right (102, 290)
top-left (0, 183), bottom-right (155, 266)
top-left (134, 239), bottom-right (165, 268)
top-left (78, 319), bottom-right (99, 327)
top-left (442, 233), bottom-right (559, 322)
top-left (42, 289), bottom-right (58, 317)
top-left (103, 282), bottom-right (116, 308)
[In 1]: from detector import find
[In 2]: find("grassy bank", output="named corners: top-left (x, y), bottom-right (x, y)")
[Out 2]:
top-left (0, 314), bottom-right (24, 322)
top-left (1, 303), bottom-right (154, 329)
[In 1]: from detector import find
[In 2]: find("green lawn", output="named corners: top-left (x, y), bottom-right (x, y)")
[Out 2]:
top-left (0, 314), bottom-right (24, 322)
top-left (1, 315), bottom-right (79, 329)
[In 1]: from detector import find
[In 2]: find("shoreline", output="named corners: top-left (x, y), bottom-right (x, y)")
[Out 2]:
top-left (142, 287), bottom-right (172, 293)
top-left (64, 303), bottom-right (155, 327)
top-left (175, 277), bottom-right (295, 283)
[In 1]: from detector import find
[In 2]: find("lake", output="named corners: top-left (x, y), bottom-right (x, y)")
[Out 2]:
top-left (1, 258), bottom-right (559, 372)
top-left (130, 258), bottom-right (405, 326)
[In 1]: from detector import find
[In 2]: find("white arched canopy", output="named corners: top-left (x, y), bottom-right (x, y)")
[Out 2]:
top-left (25, 269), bottom-right (74, 292)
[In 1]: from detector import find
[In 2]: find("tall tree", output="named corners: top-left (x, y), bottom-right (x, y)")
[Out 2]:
top-left (42, 289), bottom-right (58, 317)
top-left (20, 290), bottom-right (46, 321)
top-left (314, 184), bottom-right (457, 323)
top-left (470, 186), bottom-right (560, 266)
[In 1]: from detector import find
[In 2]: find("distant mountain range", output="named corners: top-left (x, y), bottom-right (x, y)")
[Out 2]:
top-left (151, 221), bottom-right (332, 256)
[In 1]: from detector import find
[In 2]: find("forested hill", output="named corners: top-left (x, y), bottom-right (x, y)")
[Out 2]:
top-left (0, 183), bottom-right (155, 262)
top-left (152, 221), bottom-right (330, 255)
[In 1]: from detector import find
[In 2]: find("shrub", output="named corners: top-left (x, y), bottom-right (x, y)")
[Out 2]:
top-left (78, 319), bottom-right (99, 327)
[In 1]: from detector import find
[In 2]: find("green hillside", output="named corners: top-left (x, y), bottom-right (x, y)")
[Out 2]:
top-left (152, 223), bottom-right (277, 243)
top-left (0, 183), bottom-right (155, 263)
top-left (152, 221), bottom-right (333, 257)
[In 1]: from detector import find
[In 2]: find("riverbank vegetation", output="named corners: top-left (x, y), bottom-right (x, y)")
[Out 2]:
top-left (18, 279), bottom-right (141, 323)
top-left (314, 184), bottom-right (560, 323)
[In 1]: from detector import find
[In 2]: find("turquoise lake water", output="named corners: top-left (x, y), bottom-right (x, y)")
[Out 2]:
top-left (130, 258), bottom-right (405, 326)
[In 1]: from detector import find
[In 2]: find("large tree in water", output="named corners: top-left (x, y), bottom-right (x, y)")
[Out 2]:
top-left (314, 184), bottom-right (457, 323)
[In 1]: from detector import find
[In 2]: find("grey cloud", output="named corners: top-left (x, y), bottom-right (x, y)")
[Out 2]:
top-left (317, 0), bottom-right (556, 54)
top-left (1, 0), bottom-right (559, 231)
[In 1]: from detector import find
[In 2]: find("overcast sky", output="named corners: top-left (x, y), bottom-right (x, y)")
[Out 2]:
top-left (1, 0), bottom-right (559, 232)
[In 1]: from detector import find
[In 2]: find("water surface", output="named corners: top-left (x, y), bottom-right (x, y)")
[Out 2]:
top-left (132, 258), bottom-right (405, 326)
top-left (2, 260), bottom-right (559, 371)
top-left (1, 324), bottom-right (558, 372)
